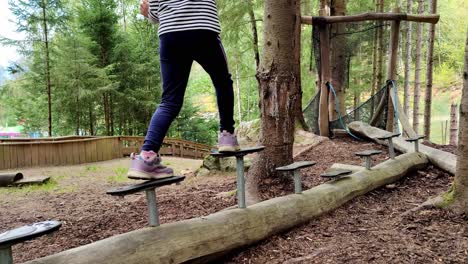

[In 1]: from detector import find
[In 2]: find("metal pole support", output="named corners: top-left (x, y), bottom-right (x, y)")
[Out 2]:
top-left (145, 189), bottom-right (160, 227)
top-left (0, 245), bottom-right (13, 264)
top-left (388, 138), bottom-right (396, 159)
top-left (236, 156), bottom-right (246, 209)
top-left (414, 141), bottom-right (420, 153)
top-left (293, 170), bottom-right (302, 194)
top-left (365, 157), bottom-right (372, 170)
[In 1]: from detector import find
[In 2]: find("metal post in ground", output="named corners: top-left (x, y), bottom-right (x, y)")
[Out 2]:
top-left (236, 156), bottom-right (246, 209)
top-left (145, 189), bottom-right (160, 227)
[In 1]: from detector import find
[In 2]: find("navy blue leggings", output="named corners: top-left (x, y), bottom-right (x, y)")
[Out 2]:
top-left (142, 30), bottom-right (235, 152)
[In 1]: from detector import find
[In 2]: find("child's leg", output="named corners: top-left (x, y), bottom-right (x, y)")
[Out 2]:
top-left (128, 33), bottom-right (193, 179)
top-left (142, 33), bottom-right (193, 153)
top-left (193, 33), bottom-right (235, 134)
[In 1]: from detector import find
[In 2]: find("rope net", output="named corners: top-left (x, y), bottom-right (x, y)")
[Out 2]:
top-left (304, 19), bottom-right (392, 135)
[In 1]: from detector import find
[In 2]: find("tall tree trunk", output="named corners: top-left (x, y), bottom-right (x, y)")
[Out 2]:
top-left (329, 0), bottom-right (347, 121)
top-left (371, 4), bottom-right (379, 117)
top-left (121, 0), bottom-right (127, 32)
top-left (104, 93), bottom-right (110, 135)
top-left (41, 1), bottom-right (52, 137)
top-left (412, 0), bottom-right (425, 134)
top-left (452, 31), bottom-right (468, 214)
top-left (89, 105), bottom-right (95, 136)
top-left (354, 91), bottom-right (360, 121)
top-left (423, 0), bottom-right (437, 140)
top-left (246, 0), bottom-right (300, 203)
top-left (110, 94), bottom-right (115, 136)
top-left (450, 103), bottom-right (458, 146)
top-left (404, 0), bottom-right (413, 116)
top-left (376, 0), bottom-right (385, 91)
top-left (247, 0), bottom-right (260, 69)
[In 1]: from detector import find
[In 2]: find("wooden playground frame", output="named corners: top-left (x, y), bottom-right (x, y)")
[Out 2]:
top-left (301, 8), bottom-right (440, 137)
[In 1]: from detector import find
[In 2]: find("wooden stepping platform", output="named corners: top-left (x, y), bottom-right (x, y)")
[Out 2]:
top-left (276, 161), bottom-right (316, 194)
top-left (405, 135), bottom-right (425, 142)
top-left (377, 132), bottom-right (401, 140)
top-left (321, 169), bottom-right (353, 180)
top-left (0, 221), bottom-right (61, 247)
top-left (355, 150), bottom-right (383, 157)
top-left (107, 176), bottom-right (185, 227)
top-left (276, 161), bottom-right (316, 171)
top-left (0, 221), bottom-right (62, 264)
top-left (355, 150), bottom-right (382, 170)
top-left (210, 146), bottom-right (265, 158)
top-left (107, 176), bottom-right (185, 196)
top-left (210, 146), bottom-right (265, 208)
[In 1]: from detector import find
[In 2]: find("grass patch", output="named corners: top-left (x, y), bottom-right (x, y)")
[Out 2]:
top-left (85, 165), bottom-right (101, 172)
top-left (106, 166), bottom-right (129, 184)
top-left (0, 178), bottom-right (59, 195)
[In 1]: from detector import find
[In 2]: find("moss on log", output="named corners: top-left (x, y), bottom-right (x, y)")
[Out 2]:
top-left (27, 153), bottom-right (427, 264)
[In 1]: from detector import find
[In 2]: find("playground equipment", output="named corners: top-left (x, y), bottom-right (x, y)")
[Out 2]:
top-left (301, 9), bottom-right (439, 137)
top-left (276, 161), bottom-right (316, 194)
top-left (107, 176), bottom-right (185, 227)
top-left (349, 121), bottom-right (456, 174)
top-left (25, 152), bottom-right (428, 264)
top-left (377, 133), bottom-right (401, 159)
top-left (406, 135), bottom-right (425, 153)
top-left (0, 221), bottom-right (61, 264)
top-left (355, 150), bottom-right (383, 170)
top-left (211, 147), bottom-right (265, 208)
top-left (320, 169), bottom-right (353, 181)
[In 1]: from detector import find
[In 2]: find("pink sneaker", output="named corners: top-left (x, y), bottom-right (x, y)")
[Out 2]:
top-left (127, 151), bottom-right (174, 180)
top-left (218, 131), bottom-right (241, 152)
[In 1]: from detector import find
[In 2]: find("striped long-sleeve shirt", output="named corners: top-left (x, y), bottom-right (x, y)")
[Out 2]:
top-left (148, 0), bottom-right (222, 36)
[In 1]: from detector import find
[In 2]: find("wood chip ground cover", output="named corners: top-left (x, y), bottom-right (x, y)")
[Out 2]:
top-left (0, 139), bottom-right (466, 263)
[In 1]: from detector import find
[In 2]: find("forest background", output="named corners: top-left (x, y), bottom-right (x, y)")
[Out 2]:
top-left (0, 0), bottom-right (466, 145)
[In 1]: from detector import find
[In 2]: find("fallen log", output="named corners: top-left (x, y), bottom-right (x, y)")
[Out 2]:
top-left (348, 121), bottom-right (456, 174)
top-left (27, 153), bottom-right (428, 264)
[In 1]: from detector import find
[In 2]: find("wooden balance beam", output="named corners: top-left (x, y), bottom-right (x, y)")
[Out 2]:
top-left (26, 152), bottom-right (427, 264)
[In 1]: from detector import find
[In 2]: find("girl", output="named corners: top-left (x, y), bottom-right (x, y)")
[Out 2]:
top-left (128, 0), bottom-right (240, 179)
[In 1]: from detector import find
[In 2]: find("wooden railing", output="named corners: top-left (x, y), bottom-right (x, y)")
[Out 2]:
top-left (0, 136), bottom-right (212, 170)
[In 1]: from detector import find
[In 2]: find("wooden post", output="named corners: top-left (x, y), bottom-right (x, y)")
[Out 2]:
top-left (386, 7), bottom-right (401, 132)
top-left (318, 8), bottom-right (330, 137)
top-left (450, 103), bottom-right (458, 145)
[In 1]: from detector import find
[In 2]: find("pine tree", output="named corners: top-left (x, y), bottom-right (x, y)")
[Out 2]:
top-left (8, 0), bottom-right (66, 136)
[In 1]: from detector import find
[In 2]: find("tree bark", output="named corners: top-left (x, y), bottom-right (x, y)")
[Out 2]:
top-left (412, 0), bottom-right (425, 134)
top-left (246, 0), bottom-right (301, 203)
top-left (453, 32), bottom-right (468, 214)
top-left (423, 0), bottom-right (437, 140)
top-left (385, 8), bottom-right (401, 132)
top-left (329, 0), bottom-right (347, 121)
top-left (247, 0), bottom-right (260, 69)
top-left (376, 0), bottom-right (385, 91)
top-left (41, 1), bottom-right (52, 137)
top-left (403, 0), bottom-right (413, 116)
top-left (26, 153), bottom-right (428, 264)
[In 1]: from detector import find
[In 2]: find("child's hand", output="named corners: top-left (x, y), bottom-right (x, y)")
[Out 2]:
top-left (140, 0), bottom-right (149, 18)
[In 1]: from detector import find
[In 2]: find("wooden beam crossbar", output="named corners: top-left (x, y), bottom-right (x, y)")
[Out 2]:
top-left (301, 12), bottom-right (440, 25)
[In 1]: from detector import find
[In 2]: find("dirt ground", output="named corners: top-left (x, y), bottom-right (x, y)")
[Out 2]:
top-left (1, 138), bottom-right (466, 263)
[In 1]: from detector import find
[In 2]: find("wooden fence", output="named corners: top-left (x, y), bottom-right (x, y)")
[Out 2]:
top-left (0, 136), bottom-right (212, 170)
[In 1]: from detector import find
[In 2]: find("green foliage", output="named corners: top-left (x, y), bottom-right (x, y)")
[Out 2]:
top-left (167, 98), bottom-right (219, 145)
top-left (0, 0), bottom-right (466, 147)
